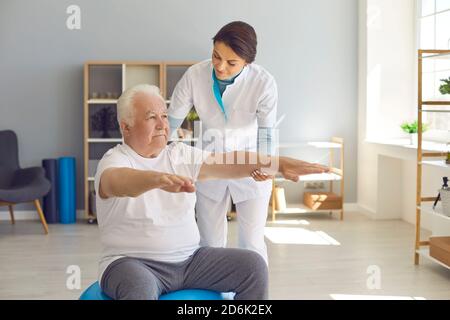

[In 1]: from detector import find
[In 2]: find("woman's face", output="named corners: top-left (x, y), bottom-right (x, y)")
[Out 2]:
top-left (212, 41), bottom-right (247, 80)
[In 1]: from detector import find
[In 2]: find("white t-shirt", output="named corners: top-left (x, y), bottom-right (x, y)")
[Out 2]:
top-left (94, 142), bottom-right (210, 284)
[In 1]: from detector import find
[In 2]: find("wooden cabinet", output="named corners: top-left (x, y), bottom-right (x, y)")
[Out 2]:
top-left (83, 61), bottom-right (196, 221)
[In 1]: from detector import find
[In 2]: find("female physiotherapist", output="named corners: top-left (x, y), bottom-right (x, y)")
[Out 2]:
top-left (168, 21), bottom-right (276, 264)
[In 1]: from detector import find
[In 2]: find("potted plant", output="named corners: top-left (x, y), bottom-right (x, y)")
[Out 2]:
top-left (176, 108), bottom-right (200, 139)
top-left (400, 120), bottom-right (429, 145)
top-left (439, 77), bottom-right (450, 95)
top-left (185, 108), bottom-right (199, 132)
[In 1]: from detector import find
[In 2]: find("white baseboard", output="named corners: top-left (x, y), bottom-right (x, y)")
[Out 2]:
top-left (357, 204), bottom-right (377, 219)
top-left (0, 203), bottom-right (377, 222)
top-left (343, 203), bottom-right (359, 212)
top-left (0, 210), bottom-right (85, 221)
top-left (3, 204), bottom-right (363, 221)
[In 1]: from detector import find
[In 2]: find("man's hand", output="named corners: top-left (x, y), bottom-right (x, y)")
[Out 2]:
top-left (251, 169), bottom-right (274, 181)
top-left (157, 173), bottom-right (196, 193)
top-left (278, 158), bottom-right (330, 182)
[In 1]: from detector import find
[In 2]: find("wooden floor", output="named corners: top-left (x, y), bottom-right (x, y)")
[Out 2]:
top-left (0, 211), bottom-right (449, 300)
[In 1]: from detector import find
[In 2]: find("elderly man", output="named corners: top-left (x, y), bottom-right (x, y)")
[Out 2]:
top-left (95, 84), bottom-right (328, 300)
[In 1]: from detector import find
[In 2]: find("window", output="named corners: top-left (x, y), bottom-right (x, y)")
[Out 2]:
top-left (418, 0), bottom-right (450, 139)
top-left (365, 0), bottom-right (416, 142)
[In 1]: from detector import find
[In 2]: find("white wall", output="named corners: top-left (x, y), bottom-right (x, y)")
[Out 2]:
top-left (0, 0), bottom-right (358, 216)
top-left (357, 0), bottom-right (445, 230)
top-left (358, 0), bottom-right (416, 220)
top-left (365, 0), bottom-right (417, 141)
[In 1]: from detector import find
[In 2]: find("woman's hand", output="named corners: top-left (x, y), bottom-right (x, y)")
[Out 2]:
top-left (279, 157), bottom-right (330, 182)
top-left (251, 169), bottom-right (274, 181)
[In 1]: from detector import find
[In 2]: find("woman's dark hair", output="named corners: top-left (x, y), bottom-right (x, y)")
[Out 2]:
top-left (213, 21), bottom-right (257, 63)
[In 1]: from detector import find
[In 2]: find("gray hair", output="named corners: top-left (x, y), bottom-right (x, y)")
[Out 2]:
top-left (116, 84), bottom-right (165, 131)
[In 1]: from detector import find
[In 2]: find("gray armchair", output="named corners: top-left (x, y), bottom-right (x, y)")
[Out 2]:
top-left (0, 130), bottom-right (51, 234)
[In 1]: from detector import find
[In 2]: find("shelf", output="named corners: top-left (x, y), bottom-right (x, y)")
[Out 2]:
top-left (274, 173), bottom-right (342, 183)
top-left (88, 65), bottom-right (122, 102)
top-left (124, 64), bottom-right (161, 91)
top-left (421, 100), bottom-right (450, 106)
top-left (307, 142), bottom-right (342, 149)
top-left (87, 138), bottom-right (123, 143)
top-left (277, 141), bottom-right (342, 149)
top-left (271, 137), bottom-right (344, 222)
top-left (84, 60), bottom-right (197, 221)
top-left (422, 52), bottom-right (450, 60)
top-left (420, 108), bottom-right (450, 112)
top-left (419, 202), bottom-right (450, 221)
top-left (420, 160), bottom-right (450, 169)
top-left (272, 203), bottom-right (342, 215)
top-left (416, 248), bottom-right (450, 269)
top-left (166, 64), bottom-right (192, 99)
top-left (87, 99), bottom-right (118, 104)
top-left (416, 50), bottom-right (450, 267)
top-left (300, 173), bottom-right (342, 182)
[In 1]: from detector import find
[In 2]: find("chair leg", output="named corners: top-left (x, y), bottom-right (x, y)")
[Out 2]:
top-left (33, 199), bottom-right (49, 234)
top-left (8, 205), bottom-right (15, 224)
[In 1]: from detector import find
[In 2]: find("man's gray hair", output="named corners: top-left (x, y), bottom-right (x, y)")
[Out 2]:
top-left (116, 84), bottom-right (165, 131)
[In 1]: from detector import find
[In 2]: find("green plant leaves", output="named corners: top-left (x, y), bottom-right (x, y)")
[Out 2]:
top-left (439, 77), bottom-right (450, 95)
top-left (400, 120), bottom-right (429, 133)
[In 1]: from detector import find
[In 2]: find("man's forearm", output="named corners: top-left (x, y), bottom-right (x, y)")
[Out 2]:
top-left (100, 168), bottom-right (162, 198)
top-left (198, 151), bottom-right (329, 182)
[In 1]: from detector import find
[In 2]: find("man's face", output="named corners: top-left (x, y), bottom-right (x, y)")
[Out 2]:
top-left (123, 92), bottom-right (170, 158)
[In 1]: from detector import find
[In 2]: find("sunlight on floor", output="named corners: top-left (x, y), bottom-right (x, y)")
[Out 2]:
top-left (330, 294), bottom-right (426, 300)
top-left (264, 227), bottom-right (340, 245)
top-left (269, 219), bottom-right (310, 226)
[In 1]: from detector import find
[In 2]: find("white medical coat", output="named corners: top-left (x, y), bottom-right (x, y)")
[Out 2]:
top-left (168, 59), bottom-right (278, 202)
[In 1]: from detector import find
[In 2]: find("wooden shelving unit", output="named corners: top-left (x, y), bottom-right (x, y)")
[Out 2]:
top-left (414, 49), bottom-right (450, 268)
top-left (270, 137), bottom-right (344, 221)
top-left (83, 61), bottom-right (196, 221)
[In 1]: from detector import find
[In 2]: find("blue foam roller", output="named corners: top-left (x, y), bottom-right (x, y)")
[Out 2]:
top-left (42, 159), bottom-right (59, 223)
top-left (79, 282), bottom-right (226, 300)
top-left (58, 157), bottom-right (76, 224)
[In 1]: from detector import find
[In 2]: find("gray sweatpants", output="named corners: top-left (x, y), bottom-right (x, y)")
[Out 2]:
top-left (100, 247), bottom-right (268, 300)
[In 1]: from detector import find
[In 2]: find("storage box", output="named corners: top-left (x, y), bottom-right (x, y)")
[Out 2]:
top-left (273, 187), bottom-right (286, 211)
top-left (303, 192), bottom-right (342, 210)
top-left (430, 236), bottom-right (450, 267)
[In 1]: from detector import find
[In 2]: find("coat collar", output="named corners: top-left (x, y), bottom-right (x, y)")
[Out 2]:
top-left (207, 59), bottom-right (249, 87)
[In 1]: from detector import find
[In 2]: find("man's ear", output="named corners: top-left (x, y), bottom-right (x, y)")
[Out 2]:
top-left (120, 121), bottom-right (130, 136)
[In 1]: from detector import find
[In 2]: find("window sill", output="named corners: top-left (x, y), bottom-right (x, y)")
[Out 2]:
top-left (365, 138), bottom-right (448, 153)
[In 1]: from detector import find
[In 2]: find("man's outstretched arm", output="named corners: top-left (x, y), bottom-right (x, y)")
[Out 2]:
top-left (99, 167), bottom-right (195, 199)
top-left (197, 151), bottom-right (329, 182)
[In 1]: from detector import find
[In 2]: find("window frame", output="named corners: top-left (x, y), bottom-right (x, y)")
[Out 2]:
top-left (417, 0), bottom-right (450, 142)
